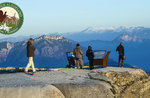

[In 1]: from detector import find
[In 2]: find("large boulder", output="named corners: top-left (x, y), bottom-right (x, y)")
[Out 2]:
top-left (90, 67), bottom-right (150, 98)
top-left (54, 83), bottom-right (114, 98)
top-left (0, 85), bottom-right (65, 98)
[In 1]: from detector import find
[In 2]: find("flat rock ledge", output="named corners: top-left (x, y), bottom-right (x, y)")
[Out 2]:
top-left (0, 67), bottom-right (149, 98)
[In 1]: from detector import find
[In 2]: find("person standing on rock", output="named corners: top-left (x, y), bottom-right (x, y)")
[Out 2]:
top-left (86, 46), bottom-right (94, 70)
top-left (116, 42), bottom-right (125, 67)
top-left (73, 43), bottom-right (84, 69)
top-left (25, 38), bottom-right (37, 73)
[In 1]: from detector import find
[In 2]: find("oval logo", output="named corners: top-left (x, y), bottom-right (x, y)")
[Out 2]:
top-left (0, 2), bottom-right (24, 35)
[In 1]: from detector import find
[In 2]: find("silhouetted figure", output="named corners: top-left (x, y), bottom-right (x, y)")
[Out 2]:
top-left (25, 38), bottom-right (37, 73)
top-left (0, 10), bottom-right (7, 23)
top-left (116, 42), bottom-right (124, 67)
top-left (73, 43), bottom-right (84, 69)
top-left (86, 46), bottom-right (94, 70)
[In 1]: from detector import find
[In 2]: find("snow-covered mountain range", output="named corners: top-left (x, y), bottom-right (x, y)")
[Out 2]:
top-left (114, 34), bottom-right (143, 42)
top-left (82, 26), bottom-right (145, 33)
top-left (1, 26), bottom-right (150, 42)
top-left (63, 26), bottom-right (150, 41)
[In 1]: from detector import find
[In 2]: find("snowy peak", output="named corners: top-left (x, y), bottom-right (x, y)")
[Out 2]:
top-left (83, 27), bottom-right (118, 33)
top-left (82, 26), bottom-right (145, 33)
top-left (115, 34), bottom-right (143, 42)
top-left (35, 35), bottom-right (63, 41)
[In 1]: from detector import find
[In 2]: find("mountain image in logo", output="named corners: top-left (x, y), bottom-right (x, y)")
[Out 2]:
top-left (0, 2), bottom-right (23, 34)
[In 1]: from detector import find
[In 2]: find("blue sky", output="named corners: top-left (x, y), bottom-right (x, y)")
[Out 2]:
top-left (0, 0), bottom-right (150, 38)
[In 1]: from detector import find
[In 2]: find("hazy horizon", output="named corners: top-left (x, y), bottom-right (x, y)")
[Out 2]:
top-left (0, 0), bottom-right (150, 38)
top-left (0, 26), bottom-right (149, 39)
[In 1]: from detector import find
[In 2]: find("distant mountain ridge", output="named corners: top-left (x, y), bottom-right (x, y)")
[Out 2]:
top-left (82, 26), bottom-right (145, 33)
top-left (1, 26), bottom-right (150, 42)
top-left (1, 35), bottom-right (86, 68)
top-left (0, 42), bottom-right (14, 64)
top-left (0, 35), bottom-right (41, 43)
top-left (63, 26), bottom-right (150, 41)
top-left (0, 33), bottom-right (60, 43)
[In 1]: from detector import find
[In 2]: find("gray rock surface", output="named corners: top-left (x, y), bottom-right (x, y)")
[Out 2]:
top-left (0, 69), bottom-right (97, 87)
top-left (0, 85), bottom-right (65, 98)
top-left (0, 67), bottom-right (149, 98)
top-left (54, 84), bottom-right (113, 98)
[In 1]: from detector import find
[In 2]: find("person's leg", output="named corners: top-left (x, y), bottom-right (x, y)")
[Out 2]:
top-left (76, 60), bottom-right (80, 69)
top-left (30, 57), bottom-right (36, 72)
top-left (121, 58), bottom-right (124, 67)
top-left (118, 55), bottom-right (122, 67)
top-left (118, 61), bottom-right (120, 67)
top-left (89, 59), bottom-right (94, 70)
top-left (91, 59), bottom-right (94, 69)
top-left (89, 60), bottom-right (92, 70)
top-left (79, 59), bottom-right (84, 69)
top-left (25, 57), bottom-right (32, 72)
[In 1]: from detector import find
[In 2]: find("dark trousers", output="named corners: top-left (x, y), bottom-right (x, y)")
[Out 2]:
top-left (89, 59), bottom-right (94, 70)
top-left (118, 55), bottom-right (124, 67)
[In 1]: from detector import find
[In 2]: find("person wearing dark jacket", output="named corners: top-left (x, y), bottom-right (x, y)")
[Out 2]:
top-left (25, 38), bottom-right (36, 73)
top-left (86, 46), bottom-right (94, 70)
top-left (116, 42), bottom-right (125, 67)
top-left (73, 43), bottom-right (84, 69)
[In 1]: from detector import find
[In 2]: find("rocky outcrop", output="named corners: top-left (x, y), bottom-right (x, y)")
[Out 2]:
top-left (0, 67), bottom-right (149, 98)
top-left (89, 67), bottom-right (150, 98)
top-left (0, 42), bottom-right (14, 63)
top-left (54, 84), bottom-right (114, 98)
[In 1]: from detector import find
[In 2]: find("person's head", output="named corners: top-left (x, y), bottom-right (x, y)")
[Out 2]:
top-left (76, 43), bottom-right (80, 48)
top-left (120, 42), bottom-right (123, 46)
top-left (29, 38), bottom-right (34, 44)
top-left (88, 46), bottom-right (92, 50)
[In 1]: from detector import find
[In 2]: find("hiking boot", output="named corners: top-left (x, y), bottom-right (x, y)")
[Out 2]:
top-left (24, 71), bottom-right (29, 74)
top-left (33, 71), bottom-right (37, 73)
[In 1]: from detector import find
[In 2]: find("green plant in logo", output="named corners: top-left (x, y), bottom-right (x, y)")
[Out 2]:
top-left (0, 2), bottom-right (24, 35)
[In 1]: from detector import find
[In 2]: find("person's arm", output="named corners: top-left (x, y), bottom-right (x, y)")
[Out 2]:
top-left (92, 51), bottom-right (94, 58)
top-left (27, 45), bottom-right (29, 51)
top-left (116, 46), bottom-right (119, 52)
top-left (80, 49), bottom-right (83, 55)
top-left (86, 50), bottom-right (88, 57)
top-left (33, 45), bottom-right (36, 51)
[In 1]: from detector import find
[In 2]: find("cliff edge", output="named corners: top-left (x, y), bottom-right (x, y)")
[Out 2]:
top-left (0, 67), bottom-right (149, 98)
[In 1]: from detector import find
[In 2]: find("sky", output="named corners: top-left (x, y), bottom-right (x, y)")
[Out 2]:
top-left (0, 0), bottom-right (150, 38)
